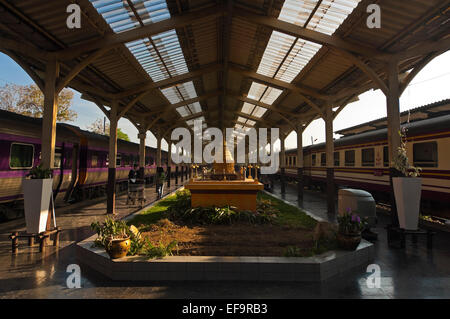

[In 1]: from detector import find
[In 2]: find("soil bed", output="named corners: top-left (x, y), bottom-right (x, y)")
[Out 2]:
top-left (128, 191), bottom-right (328, 257)
top-left (142, 219), bottom-right (315, 256)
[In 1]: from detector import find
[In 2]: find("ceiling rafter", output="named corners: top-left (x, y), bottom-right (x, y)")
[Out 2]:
top-left (55, 4), bottom-right (226, 60)
top-left (233, 6), bottom-right (390, 61)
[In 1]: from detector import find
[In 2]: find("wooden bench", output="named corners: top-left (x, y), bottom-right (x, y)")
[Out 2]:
top-left (9, 227), bottom-right (62, 254)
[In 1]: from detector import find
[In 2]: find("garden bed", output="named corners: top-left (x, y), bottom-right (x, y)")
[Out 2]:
top-left (126, 191), bottom-right (335, 257)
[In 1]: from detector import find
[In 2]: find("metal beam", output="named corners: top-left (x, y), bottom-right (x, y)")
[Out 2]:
top-left (229, 94), bottom-right (302, 118)
top-left (389, 36), bottom-right (450, 62)
top-left (335, 49), bottom-right (389, 95)
top-left (234, 8), bottom-right (389, 60)
top-left (55, 4), bottom-right (226, 60)
top-left (142, 90), bottom-right (222, 116)
top-left (56, 47), bottom-right (111, 93)
top-left (0, 36), bottom-right (50, 60)
top-left (229, 64), bottom-right (329, 102)
top-left (114, 64), bottom-right (223, 99)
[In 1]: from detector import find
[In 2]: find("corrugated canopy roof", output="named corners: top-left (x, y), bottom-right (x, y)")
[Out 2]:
top-left (0, 0), bottom-right (448, 143)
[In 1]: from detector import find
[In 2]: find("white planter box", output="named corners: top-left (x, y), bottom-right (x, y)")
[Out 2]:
top-left (22, 178), bottom-right (53, 234)
top-left (392, 177), bottom-right (422, 230)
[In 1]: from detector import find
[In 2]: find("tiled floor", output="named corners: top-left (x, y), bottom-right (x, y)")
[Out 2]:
top-left (0, 180), bottom-right (449, 298)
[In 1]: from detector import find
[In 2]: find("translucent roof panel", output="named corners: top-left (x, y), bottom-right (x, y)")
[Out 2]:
top-left (237, 116), bottom-right (247, 123)
top-left (240, 102), bottom-right (267, 119)
top-left (241, 102), bottom-right (255, 114)
top-left (161, 81), bottom-right (201, 118)
top-left (126, 30), bottom-right (189, 82)
top-left (256, 0), bottom-right (361, 83)
top-left (261, 87), bottom-right (283, 105)
top-left (248, 82), bottom-right (267, 101)
top-left (176, 106), bottom-right (190, 117)
top-left (247, 83), bottom-right (283, 104)
top-left (92, 1), bottom-right (189, 82)
top-left (90, 0), bottom-right (171, 33)
top-left (280, 0), bottom-right (363, 36)
top-left (257, 31), bottom-right (296, 79)
top-left (188, 102), bottom-right (202, 114)
top-left (252, 106), bottom-right (267, 118)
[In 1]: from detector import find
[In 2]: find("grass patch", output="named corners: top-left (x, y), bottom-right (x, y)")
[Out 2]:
top-left (124, 190), bottom-right (333, 257)
top-left (127, 194), bottom-right (178, 231)
top-left (257, 192), bottom-right (317, 230)
top-left (129, 190), bottom-right (317, 231)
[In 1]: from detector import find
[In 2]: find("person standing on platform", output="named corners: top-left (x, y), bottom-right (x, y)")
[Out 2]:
top-left (128, 163), bottom-right (139, 184)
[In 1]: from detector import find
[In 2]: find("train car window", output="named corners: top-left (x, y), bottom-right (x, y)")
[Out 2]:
top-left (91, 155), bottom-right (98, 168)
top-left (54, 147), bottom-right (62, 168)
top-left (311, 154), bottom-right (316, 166)
top-left (123, 155), bottom-right (129, 166)
top-left (345, 150), bottom-right (355, 166)
top-left (383, 146), bottom-right (389, 167)
top-left (413, 142), bottom-right (438, 167)
top-left (116, 154), bottom-right (122, 166)
top-left (293, 156), bottom-right (296, 167)
top-left (320, 153), bottom-right (326, 166)
top-left (10, 143), bottom-right (34, 169)
top-left (334, 152), bottom-right (340, 167)
top-left (362, 148), bottom-right (375, 167)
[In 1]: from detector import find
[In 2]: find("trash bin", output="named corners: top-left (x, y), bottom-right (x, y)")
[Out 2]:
top-left (338, 188), bottom-right (376, 227)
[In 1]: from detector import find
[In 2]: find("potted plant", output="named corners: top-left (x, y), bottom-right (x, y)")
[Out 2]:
top-left (336, 208), bottom-right (367, 250)
top-left (22, 164), bottom-right (53, 234)
top-left (91, 216), bottom-right (131, 259)
top-left (392, 127), bottom-right (422, 230)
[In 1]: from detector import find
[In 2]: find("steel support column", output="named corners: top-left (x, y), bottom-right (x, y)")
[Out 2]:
top-left (280, 136), bottom-right (286, 194)
top-left (156, 135), bottom-right (162, 193)
top-left (107, 100), bottom-right (118, 215)
top-left (41, 59), bottom-right (59, 169)
top-left (138, 130), bottom-right (146, 179)
top-left (325, 107), bottom-right (335, 215)
top-left (386, 61), bottom-right (402, 227)
top-left (296, 125), bottom-right (304, 201)
top-left (167, 143), bottom-right (172, 188)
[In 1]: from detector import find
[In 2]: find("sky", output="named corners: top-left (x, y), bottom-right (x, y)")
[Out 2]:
top-left (0, 50), bottom-right (449, 152)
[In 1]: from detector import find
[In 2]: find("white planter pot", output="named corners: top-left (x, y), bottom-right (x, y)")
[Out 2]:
top-left (22, 178), bottom-right (53, 234)
top-left (392, 177), bottom-right (422, 230)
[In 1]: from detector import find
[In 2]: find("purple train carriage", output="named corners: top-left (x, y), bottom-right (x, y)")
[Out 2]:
top-left (0, 109), bottom-right (171, 221)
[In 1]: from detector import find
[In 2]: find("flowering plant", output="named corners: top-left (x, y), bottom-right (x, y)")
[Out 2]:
top-left (337, 208), bottom-right (368, 235)
top-left (392, 127), bottom-right (421, 177)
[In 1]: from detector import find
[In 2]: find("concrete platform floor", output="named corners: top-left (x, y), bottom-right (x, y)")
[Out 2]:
top-left (0, 180), bottom-right (449, 299)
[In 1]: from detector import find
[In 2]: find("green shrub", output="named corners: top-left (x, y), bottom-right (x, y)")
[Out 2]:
top-left (284, 246), bottom-right (303, 257)
top-left (26, 164), bottom-right (53, 179)
top-left (144, 239), bottom-right (178, 259)
top-left (91, 216), bottom-right (129, 247)
top-left (91, 216), bottom-right (145, 256)
top-left (166, 189), bottom-right (191, 218)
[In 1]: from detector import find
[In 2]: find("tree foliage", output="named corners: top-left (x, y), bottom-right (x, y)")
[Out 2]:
top-left (0, 83), bottom-right (77, 122)
top-left (87, 117), bottom-right (130, 141)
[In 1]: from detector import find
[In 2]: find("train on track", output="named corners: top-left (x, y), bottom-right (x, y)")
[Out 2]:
top-left (281, 99), bottom-right (450, 219)
top-left (0, 109), bottom-right (172, 221)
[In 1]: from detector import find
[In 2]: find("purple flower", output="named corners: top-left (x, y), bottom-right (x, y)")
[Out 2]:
top-left (351, 215), bottom-right (356, 222)
top-left (347, 207), bottom-right (352, 214)
top-left (356, 216), bottom-right (361, 223)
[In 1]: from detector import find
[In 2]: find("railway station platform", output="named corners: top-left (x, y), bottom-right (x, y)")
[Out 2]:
top-left (0, 180), bottom-right (449, 299)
